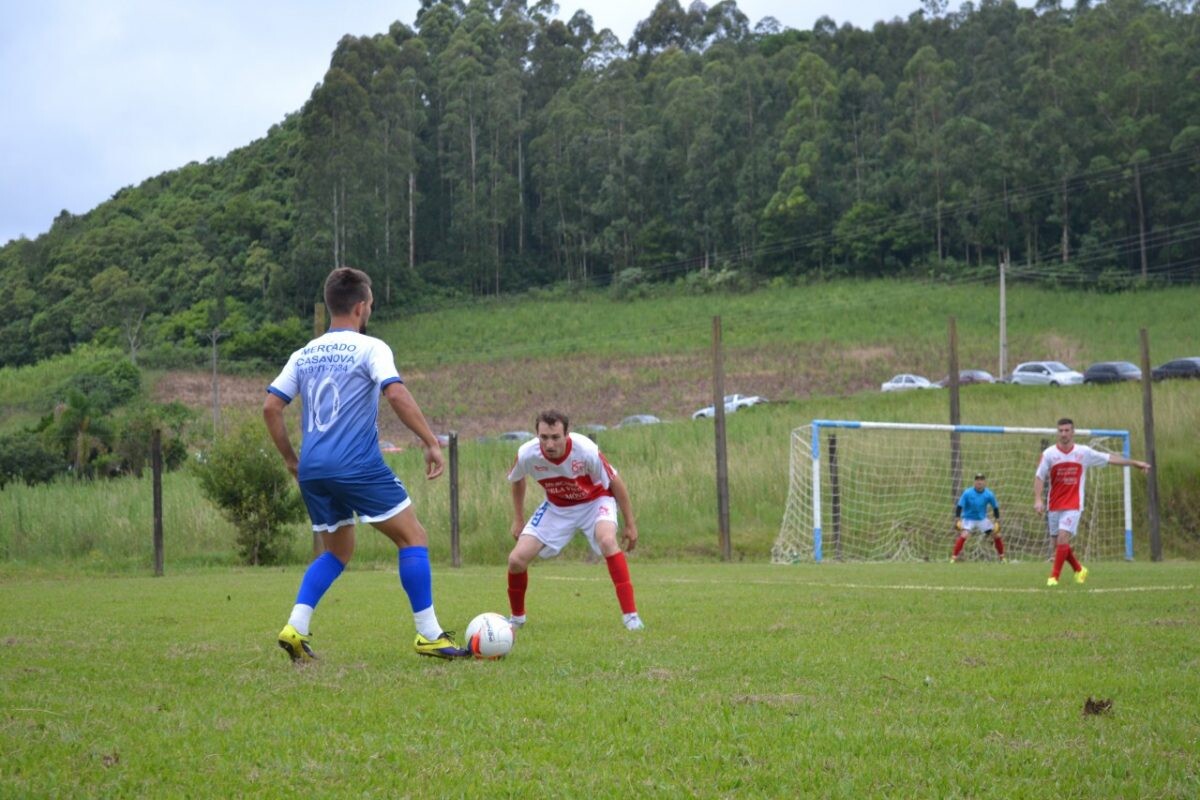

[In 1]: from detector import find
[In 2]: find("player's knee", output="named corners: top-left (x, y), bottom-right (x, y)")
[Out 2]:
top-left (507, 551), bottom-right (530, 573)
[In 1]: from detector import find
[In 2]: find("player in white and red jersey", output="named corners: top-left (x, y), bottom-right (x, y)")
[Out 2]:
top-left (505, 409), bottom-right (644, 631)
top-left (1034, 418), bottom-right (1150, 587)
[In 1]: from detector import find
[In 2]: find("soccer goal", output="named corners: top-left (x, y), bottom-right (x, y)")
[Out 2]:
top-left (771, 420), bottom-right (1135, 563)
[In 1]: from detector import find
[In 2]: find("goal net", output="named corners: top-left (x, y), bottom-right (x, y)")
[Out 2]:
top-left (772, 420), bottom-right (1134, 563)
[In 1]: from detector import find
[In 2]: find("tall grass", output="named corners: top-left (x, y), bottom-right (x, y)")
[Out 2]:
top-left (2, 379), bottom-right (1196, 571)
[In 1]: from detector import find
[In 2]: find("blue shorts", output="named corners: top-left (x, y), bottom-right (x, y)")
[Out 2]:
top-left (298, 466), bottom-right (411, 532)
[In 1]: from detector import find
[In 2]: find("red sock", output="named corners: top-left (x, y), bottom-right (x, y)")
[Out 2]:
top-left (507, 570), bottom-right (528, 617)
top-left (605, 552), bottom-right (638, 614)
top-left (952, 536), bottom-right (966, 558)
top-left (994, 536), bottom-right (1005, 557)
top-left (1052, 543), bottom-right (1069, 579)
top-left (1065, 547), bottom-right (1081, 572)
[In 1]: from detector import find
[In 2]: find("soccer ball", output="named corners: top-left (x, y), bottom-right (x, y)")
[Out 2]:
top-left (465, 612), bottom-right (514, 659)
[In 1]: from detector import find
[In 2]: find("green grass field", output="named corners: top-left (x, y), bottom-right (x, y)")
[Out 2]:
top-left (2, 562), bottom-right (1197, 797)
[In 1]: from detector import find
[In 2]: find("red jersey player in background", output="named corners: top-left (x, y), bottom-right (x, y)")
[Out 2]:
top-left (506, 409), bottom-right (644, 630)
top-left (1034, 418), bottom-right (1150, 587)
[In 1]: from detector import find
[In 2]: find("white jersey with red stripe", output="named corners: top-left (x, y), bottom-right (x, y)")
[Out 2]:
top-left (507, 432), bottom-right (616, 507)
top-left (1035, 443), bottom-right (1111, 511)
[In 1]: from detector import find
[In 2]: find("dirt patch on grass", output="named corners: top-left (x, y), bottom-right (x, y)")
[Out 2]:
top-left (151, 340), bottom-right (922, 441)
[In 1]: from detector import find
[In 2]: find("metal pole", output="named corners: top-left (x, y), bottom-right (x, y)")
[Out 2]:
top-left (449, 432), bottom-right (461, 567)
top-left (948, 317), bottom-right (962, 501)
top-left (1139, 328), bottom-right (1162, 561)
top-left (712, 316), bottom-right (731, 561)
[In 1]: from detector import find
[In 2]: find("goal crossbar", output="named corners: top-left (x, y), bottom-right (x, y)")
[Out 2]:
top-left (776, 419), bottom-right (1133, 563)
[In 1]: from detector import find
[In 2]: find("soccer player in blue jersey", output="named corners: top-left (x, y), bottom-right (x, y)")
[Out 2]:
top-left (951, 473), bottom-right (1004, 562)
top-left (264, 267), bottom-right (469, 661)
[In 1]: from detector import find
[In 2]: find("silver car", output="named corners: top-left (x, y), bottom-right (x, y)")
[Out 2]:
top-left (1009, 361), bottom-right (1084, 386)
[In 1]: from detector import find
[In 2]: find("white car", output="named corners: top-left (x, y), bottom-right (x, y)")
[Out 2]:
top-left (1009, 361), bottom-right (1084, 386)
top-left (691, 393), bottom-right (768, 419)
top-left (881, 374), bottom-right (935, 392)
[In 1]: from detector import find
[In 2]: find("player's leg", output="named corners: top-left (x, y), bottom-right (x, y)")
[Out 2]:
top-left (505, 534), bottom-right (545, 628)
top-left (951, 527), bottom-right (968, 562)
top-left (589, 505), bottom-right (642, 631)
top-left (279, 482), bottom-right (355, 662)
top-left (370, 507), bottom-right (467, 657)
top-left (506, 502), bottom-right (574, 628)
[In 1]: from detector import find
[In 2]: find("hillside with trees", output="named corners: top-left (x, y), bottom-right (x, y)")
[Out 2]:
top-left (1, 0), bottom-right (1198, 370)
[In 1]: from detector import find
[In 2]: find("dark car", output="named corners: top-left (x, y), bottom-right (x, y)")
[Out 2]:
top-left (1151, 357), bottom-right (1200, 381)
top-left (934, 369), bottom-right (996, 387)
top-left (1083, 361), bottom-right (1142, 384)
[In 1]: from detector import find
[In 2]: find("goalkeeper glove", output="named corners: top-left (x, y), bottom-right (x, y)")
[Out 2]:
top-left (955, 519), bottom-right (963, 531)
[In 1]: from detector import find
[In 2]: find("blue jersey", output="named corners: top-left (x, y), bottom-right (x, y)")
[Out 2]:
top-left (267, 328), bottom-right (402, 481)
top-left (957, 487), bottom-right (999, 521)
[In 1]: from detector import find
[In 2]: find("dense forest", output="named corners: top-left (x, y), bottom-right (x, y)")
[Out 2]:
top-left (1, 0), bottom-right (1198, 369)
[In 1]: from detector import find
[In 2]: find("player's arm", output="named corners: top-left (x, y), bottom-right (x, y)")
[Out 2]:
top-left (382, 382), bottom-right (443, 480)
top-left (1033, 475), bottom-right (1045, 515)
top-left (263, 392), bottom-right (298, 479)
top-left (609, 472), bottom-right (638, 552)
top-left (954, 493), bottom-right (964, 530)
top-left (1107, 453), bottom-right (1151, 472)
top-left (510, 477), bottom-right (527, 540)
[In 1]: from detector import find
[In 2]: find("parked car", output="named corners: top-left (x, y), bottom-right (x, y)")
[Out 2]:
top-left (1151, 357), bottom-right (1200, 381)
top-left (934, 369), bottom-right (996, 387)
top-left (379, 440), bottom-right (402, 454)
top-left (1083, 361), bottom-right (1142, 384)
top-left (618, 414), bottom-right (662, 427)
top-left (1008, 361), bottom-right (1084, 386)
top-left (881, 374), bottom-right (935, 392)
top-left (496, 430), bottom-right (534, 442)
top-left (576, 423), bottom-right (608, 434)
top-left (691, 393), bottom-right (768, 419)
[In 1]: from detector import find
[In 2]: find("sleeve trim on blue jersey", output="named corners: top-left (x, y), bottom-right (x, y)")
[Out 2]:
top-left (266, 386), bottom-right (293, 403)
top-left (380, 376), bottom-right (403, 391)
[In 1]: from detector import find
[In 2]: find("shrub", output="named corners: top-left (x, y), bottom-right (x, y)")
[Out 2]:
top-left (193, 420), bottom-right (305, 565)
top-left (0, 430), bottom-right (65, 489)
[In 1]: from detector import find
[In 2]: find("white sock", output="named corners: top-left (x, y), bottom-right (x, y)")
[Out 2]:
top-left (413, 606), bottom-right (442, 640)
top-left (288, 604), bottom-right (314, 636)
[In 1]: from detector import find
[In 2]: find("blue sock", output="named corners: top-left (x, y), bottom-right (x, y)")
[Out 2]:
top-left (398, 546), bottom-right (434, 613)
top-left (295, 552), bottom-right (345, 608)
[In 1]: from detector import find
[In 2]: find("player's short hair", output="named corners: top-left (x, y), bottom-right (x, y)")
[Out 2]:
top-left (1057, 417), bottom-right (1074, 429)
top-left (535, 409), bottom-right (570, 433)
top-left (324, 267), bottom-right (372, 316)
top-left (974, 473), bottom-right (986, 480)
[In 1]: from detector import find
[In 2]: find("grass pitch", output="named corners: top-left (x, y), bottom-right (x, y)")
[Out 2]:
top-left (2, 561), bottom-right (1197, 798)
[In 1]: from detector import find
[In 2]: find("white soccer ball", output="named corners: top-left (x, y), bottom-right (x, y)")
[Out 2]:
top-left (465, 612), bottom-right (514, 659)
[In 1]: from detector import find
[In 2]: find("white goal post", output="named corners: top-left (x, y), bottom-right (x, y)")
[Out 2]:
top-left (772, 420), bottom-right (1135, 563)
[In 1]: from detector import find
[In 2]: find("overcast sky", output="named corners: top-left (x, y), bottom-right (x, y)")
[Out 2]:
top-left (1, 0), bottom-right (940, 245)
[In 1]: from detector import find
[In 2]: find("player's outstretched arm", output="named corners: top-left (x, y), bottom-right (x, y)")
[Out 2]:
top-left (1109, 454), bottom-right (1151, 472)
top-left (263, 393), bottom-right (298, 479)
top-left (609, 473), bottom-right (638, 552)
top-left (383, 382), bottom-right (444, 479)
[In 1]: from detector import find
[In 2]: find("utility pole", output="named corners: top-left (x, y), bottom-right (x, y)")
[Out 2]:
top-left (205, 327), bottom-right (227, 439)
top-left (999, 251), bottom-right (1008, 380)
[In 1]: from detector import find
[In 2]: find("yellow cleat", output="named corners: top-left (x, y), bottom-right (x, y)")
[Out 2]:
top-left (1075, 566), bottom-right (1089, 584)
top-left (1046, 577), bottom-right (1059, 587)
top-left (278, 624), bottom-right (316, 663)
top-left (414, 631), bottom-right (471, 659)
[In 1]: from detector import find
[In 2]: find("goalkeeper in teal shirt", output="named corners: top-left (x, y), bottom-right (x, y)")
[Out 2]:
top-left (951, 473), bottom-right (1005, 562)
